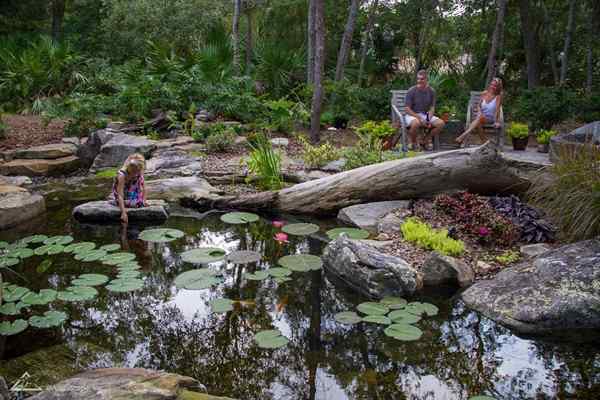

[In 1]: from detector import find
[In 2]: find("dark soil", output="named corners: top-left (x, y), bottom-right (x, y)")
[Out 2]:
top-left (0, 114), bottom-right (65, 151)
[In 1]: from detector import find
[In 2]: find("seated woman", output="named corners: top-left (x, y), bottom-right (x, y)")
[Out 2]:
top-left (110, 153), bottom-right (147, 224)
top-left (456, 77), bottom-right (503, 146)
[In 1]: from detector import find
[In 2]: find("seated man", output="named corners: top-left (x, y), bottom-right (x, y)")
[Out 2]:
top-left (403, 70), bottom-right (445, 151)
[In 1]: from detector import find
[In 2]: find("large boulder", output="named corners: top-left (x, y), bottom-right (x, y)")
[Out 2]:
top-left (145, 148), bottom-right (202, 179)
top-left (72, 200), bottom-right (169, 224)
top-left (337, 201), bottom-right (410, 233)
top-left (29, 368), bottom-right (235, 400)
top-left (14, 143), bottom-right (77, 160)
top-left (461, 239), bottom-right (600, 335)
top-left (90, 133), bottom-right (156, 171)
top-left (146, 177), bottom-right (222, 202)
top-left (322, 236), bottom-right (421, 299)
top-left (77, 128), bottom-right (120, 167)
top-left (0, 156), bottom-right (80, 177)
top-left (0, 189), bottom-right (46, 229)
top-left (421, 252), bottom-right (474, 287)
top-left (550, 121), bottom-right (600, 162)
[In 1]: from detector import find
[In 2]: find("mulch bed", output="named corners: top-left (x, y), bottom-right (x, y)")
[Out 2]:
top-left (0, 114), bottom-right (65, 152)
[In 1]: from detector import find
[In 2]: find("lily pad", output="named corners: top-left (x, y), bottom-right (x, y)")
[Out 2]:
top-left (71, 274), bottom-right (109, 287)
top-left (334, 311), bottom-right (362, 325)
top-left (174, 269), bottom-right (221, 290)
top-left (388, 310), bottom-right (421, 324)
top-left (380, 296), bottom-right (408, 310)
top-left (326, 227), bottom-right (370, 240)
top-left (117, 270), bottom-right (141, 279)
top-left (29, 311), bottom-right (67, 328)
top-left (101, 252), bottom-right (136, 266)
top-left (278, 254), bottom-right (323, 272)
top-left (362, 315), bottom-right (392, 325)
top-left (117, 262), bottom-right (141, 271)
top-left (0, 241), bottom-right (8, 249)
top-left (74, 249), bottom-right (108, 262)
top-left (282, 223), bottom-right (319, 236)
top-left (220, 212), bottom-right (260, 225)
top-left (226, 250), bottom-right (262, 264)
top-left (57, 286), bottom-right (98, 302)
top-left (7, 247), bottom-right (34, 259)
top-left (99, 244), bottom-right (121, 252)
top-left (0, 302), bottom-right (23, 316)
top-left (0, 319), bottom-right (28, 336)
top-left (36, 259), bottom-right (53, 274)
top-left (404, 302), bottom-right (439, 317)
top-left (244, 271), bottom-right (269, 281)
top-left (20, 235), bottom-right (48, 244)
top-left (64, 242), bottom-right (96, 254)
top-left (274, 277), bottom-right (292, 284)
top-left (106, 278), bottom-right (144, 293)
top-left (34, 244), bottom-right (64, 256)
top-left (210, 298), bottom-right (234, 313)
top-left (384, 323), bottom-right (423, 341)
top-left (357, 302), bottom-right (390, 316)
top-left (254, 329), bottom-right (289, 349)
top-left (0, 257), bottom-right (19, 268)
top-left (3, 286), bottom-right (29, 302)
top-left (139, 228), bottom-right (185, 243)
top-left (43, 235), bottom-right (74, 246)
top-left (267, 268), bottom-right (292, 278)
top-left (181, 248), bottom-right (226, 264)
top-left (21, 289), bottom-right (58, 305)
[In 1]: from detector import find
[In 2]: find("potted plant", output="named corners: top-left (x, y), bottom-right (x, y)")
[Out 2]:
top-left (536, 129), bottom-right (556, 153)
top-left (508, 122), bottom-right (529, 151)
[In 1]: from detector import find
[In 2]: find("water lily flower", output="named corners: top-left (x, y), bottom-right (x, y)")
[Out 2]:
top-left (274, 232), bottom-right (289, 243)
top-left (272, 220), bottom-right (286, 228)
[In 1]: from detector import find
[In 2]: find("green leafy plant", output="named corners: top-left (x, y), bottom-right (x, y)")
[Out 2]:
top-left (320, 111), bottom-right (335, 127)
top-left (206, 128), bottom-right (236, 153)
top-left (400, 217), bottom-right (465, 256)
top-left (146, 130), bottom-right (161, 141)
top-left (246, 133), bottom-right (283, 190)
top-left (508, 122), bottom-right (529, 139)
top-left (95, 168), bottom-right (119, 178)
top-left (495, 250), bottom-right (521, 265)
top-left (536, 129), bottom-right (557, 145)
top-left (297, 135), bottom-right (341, 169)
top-left (0, 113), bottom-right (7, 139)
top-left (263, 99), bottom-right (296, 133)
top-left (355, 120), bottom-right (395, 144)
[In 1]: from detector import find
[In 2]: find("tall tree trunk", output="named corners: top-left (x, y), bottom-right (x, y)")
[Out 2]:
top-left (51, 0), bottom-right (66, 44)
top-left (559, 0), bottom-right (577, 84)
top-left (358, 0), bottom-right (379, 86)
top-left (519, 0), bottom-right (541, 88)
top-left (585, 2), bottom-right (595, 94)
top-left (310, 0), bottom-right (325, 144)
top-left (335, 0), bottom-right (361, 81)
top-left (485, 0), bottom-right (508, 85)
top-left (232, 0), bottom-right (242, 76)
top-left (542, 3), bottom-right (560, 85)
top-left (307, 0), bottom-right (316, 84)
top-left (245, 10), bottom-right (254, 75)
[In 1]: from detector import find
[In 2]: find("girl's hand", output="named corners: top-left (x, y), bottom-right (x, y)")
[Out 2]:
top-left (121, 211), bottom-right (128, 224)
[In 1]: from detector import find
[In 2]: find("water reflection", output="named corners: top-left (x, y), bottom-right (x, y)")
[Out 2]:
top-left (0, 200), bottom-right (599, 400)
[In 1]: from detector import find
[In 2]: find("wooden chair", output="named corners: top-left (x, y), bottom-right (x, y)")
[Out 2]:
top-left (390, 90), bottom-right (440, 152)
top-left (463, 91), bottom-right (505, 147)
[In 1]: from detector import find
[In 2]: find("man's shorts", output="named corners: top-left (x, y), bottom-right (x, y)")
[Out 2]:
top-left (404, 113), bottom-right (442, 127)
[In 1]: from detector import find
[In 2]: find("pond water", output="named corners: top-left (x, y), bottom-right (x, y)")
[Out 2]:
top-left (1, 182), bottom-right (599, 400)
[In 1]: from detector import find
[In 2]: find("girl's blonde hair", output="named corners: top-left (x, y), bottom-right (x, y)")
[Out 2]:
top-left (489, 77), bottom-right (503, 95)
top-left (122, 153), bottom-right (145, 173)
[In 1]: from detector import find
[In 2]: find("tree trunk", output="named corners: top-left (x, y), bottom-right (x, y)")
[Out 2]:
top-left (310, 0), bottom-right (325, 144)
top-left (485, 0), bottom-right (508, 85)
top-left (245, 10), bottom-right (254, 75)
top-left (542, 3), bottom-right (560, 85)
top-left (307, 0), bottom-right (316, 84)
top-left (335, 0), bottom-right (361, 81)
top-left (519, 0), bottom-right (541, 88)
top-left (187, 143), bottom-right (550, 216)
top-left (232, 0), bottom-right (242, 76)
top-left (358, 0), bottom-right (379, 86)
top-left (560, 0), bottom-right (577, 84)
top-left (586, 5), bottom-right (594, 94)
top-left (51, 0), bottom-right (66, 44)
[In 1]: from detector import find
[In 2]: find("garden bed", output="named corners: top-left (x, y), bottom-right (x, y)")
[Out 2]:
top-left (0, 114), bottom-right (65, 151)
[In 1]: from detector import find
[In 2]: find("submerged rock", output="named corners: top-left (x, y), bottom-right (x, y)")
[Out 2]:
top-left (72, 200), bottom-right (168, 224)
top-left (146, 177), bottom-right (222, 202)
top-left (29, 368), bottom-right (235, 400)
top-left (421, 252), bottom-right (474, 287)
top-left (322, 235), bottom-right (421, 299)
top-left (462, 239), bottom-right (600, 335)
top-left (337, 201), bottom-right (410, 233)
top-left (0, 156), bottom-right (81, 177)
top-left (0, 189), bottom-right (46, 229)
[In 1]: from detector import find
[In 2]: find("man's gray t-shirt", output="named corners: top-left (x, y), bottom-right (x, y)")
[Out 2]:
top-left (405, 85), bottom-right (436, 113)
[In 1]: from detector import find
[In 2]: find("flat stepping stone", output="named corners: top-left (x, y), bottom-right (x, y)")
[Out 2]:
top-left (0, 156), bottom-right (80, 177)
top-left (72, 200), bottom-right (168, 224)
top-left (14, 143), bottom-right (78, 160)
top-left (337, 201), bottom-right (411, 233)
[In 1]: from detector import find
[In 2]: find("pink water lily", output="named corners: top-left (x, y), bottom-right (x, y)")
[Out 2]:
top-left (274, 232), bottom-right (289, 243)
top-left (272, 220), bottom-right (286, 228)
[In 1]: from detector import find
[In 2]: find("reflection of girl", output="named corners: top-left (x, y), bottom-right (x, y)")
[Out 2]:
top-left (456, 77), bottom-right (503, 146)
top-left (110, 153), bottom-right (148, 224)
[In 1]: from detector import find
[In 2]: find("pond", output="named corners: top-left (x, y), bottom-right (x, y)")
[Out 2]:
top-left (1, 182), bottom-right (599, 400)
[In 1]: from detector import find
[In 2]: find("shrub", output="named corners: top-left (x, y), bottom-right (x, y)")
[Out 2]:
top-left (400, 217), bottom-right (465, 256)
top-left (320, 111), bottom-right (335, 127)
top-left (513, 87), bottom-right (577, 131)
top-left (536, 129), bottom-right (557, 145)
top-left (495, 250), bottom-right (520, 265)
top-left (263, 99), bottom-right (298, 134)
top-left (298, 136), bottom-right (341, 169)
top-left (206, 129), bottom-right (236, 153)
top-left (527, 145), bottom-right (600, 241)
top-left (0, 113), bottom-right (7, 139)
top-left (488, 195), bottom-right (556, 243)
top-left (246, 133), bottom-right (283, 190)
top-left (355, 120), bottom-right (395, 144)
top-left (508, 122), bottom-right (529, 139)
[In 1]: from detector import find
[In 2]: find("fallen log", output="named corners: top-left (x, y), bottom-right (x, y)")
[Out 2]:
top-left (188, 143), bottom-right (550, 216)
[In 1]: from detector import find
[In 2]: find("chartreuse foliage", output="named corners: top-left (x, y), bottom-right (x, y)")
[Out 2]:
top-left (400, 218), bottom-right (465, 256)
